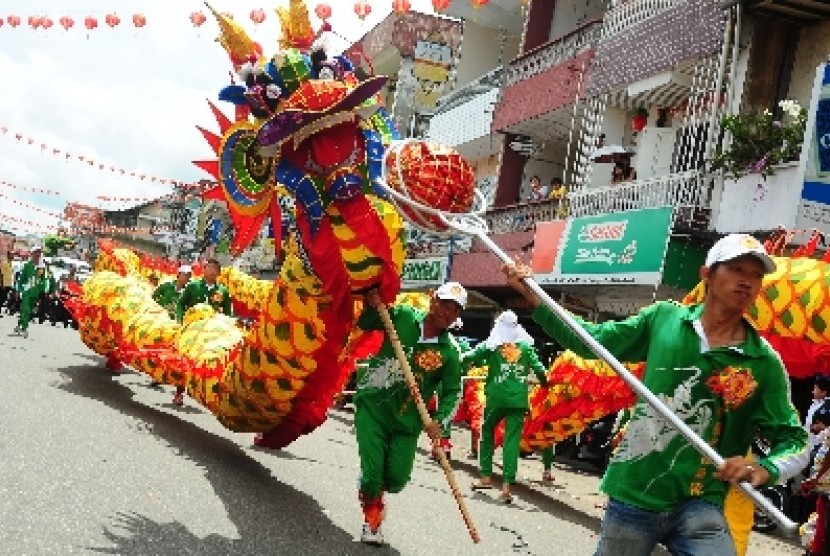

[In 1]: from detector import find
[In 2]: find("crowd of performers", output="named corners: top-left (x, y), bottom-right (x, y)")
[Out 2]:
top-left (347, 233), bottom-right (830, 555)
top-left (15, 232), bottom-right (830, 552)
top-left (1, 246), bottom-right (80, 338)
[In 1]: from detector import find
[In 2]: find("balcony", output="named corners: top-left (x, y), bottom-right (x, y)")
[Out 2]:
top-left (426, 67), bottom-right (503, 159)
top-left (479, 171), bottom-right (712, 235)
top-left (587, 0), bottom-right (725, 97)
top-left (729, 0), bottom-right (830, 25)
top-left (493, 20), bottom-right (603, 140)
top-left (601, 0), bottom-right (688, 38)
top-left (483, 199), bottom-right (568, 234)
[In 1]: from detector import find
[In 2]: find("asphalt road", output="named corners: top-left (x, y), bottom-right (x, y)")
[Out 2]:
top-left (0, 315), bottom-right (805, 555)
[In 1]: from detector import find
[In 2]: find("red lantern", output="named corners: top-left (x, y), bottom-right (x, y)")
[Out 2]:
top-left (354, 1), bottom-right (372, 21)
top-left (42, 17), bottom-right (54, 30)
top-left (105, 13), bottom-right (120, 28)
top-left (471, 0), bottom-right (489, 7)
top-left (250, 8), bottom-right (266, 24)
top-left (132, 13), bottom-right (146, 28)
top-left (59, 16), bottom-right (74, 31)
top-left (84, 16), bottom-right (98, 31)
top-left (315, 3), bottom-right (332, 21)
top-left (393, 0), bottom-right (411, 13)
top-left (432, 0), bottom-right (451, 12)
top-left (7, 16), bottom-right (21, 28)
top-left (28, 15), bottom-right (43, 29)
top-left (190, 11), bottom-right (206, 27)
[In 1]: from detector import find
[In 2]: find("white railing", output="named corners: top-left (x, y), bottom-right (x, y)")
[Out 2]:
top-left (502, 20), bottom-right (603, 88)
top-left (568, 170), bottom-right (710, 223)
top-left (602, 0), bottom-right (688, 38)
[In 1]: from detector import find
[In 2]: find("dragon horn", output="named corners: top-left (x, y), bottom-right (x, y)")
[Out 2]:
top-left (276, 0), bottom-right (316, 51)
top-left (205, 2), bottom-right (258, 63)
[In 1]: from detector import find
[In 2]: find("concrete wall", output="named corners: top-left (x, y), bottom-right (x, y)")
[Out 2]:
top-left (453, 23), bottom-right (521, 88)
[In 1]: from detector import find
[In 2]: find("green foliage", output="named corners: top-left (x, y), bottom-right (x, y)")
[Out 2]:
top-left (711, 99), bottom-right (807, 179)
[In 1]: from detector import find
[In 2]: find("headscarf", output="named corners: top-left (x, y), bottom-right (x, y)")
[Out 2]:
top-left (483, 310), bottom-right (534, 349)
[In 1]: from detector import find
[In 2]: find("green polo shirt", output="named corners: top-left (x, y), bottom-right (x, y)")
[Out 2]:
top-left (152, 281), bottom-right (185, 316)
top-left (354, 304), bottom-right (462, 435)
top-left (175, 278), bottom-right (232, 322)
top-left (464, 341), bottom-right (548, 409)
top-left (532, 301), bottom-right (807, 512)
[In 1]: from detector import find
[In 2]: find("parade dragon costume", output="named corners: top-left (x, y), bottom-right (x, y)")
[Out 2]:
top-left (66, 1), bottom-right (476, 450)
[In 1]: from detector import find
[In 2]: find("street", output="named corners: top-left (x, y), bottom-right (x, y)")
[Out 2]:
top-left (0, 316), bottom-right (804, 555)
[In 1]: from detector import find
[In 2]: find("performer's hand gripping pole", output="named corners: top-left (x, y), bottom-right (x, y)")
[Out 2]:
top-left (376, 138), bottom-right (797, 534)
top-left (374, 303), bottom-right (481, 544)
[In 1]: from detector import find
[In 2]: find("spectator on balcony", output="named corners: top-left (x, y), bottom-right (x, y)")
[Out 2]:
top-left (549, 178), bottom-right (567, 200)
top-left (529, 175), bottom-right (550, 201)
top-left (611, 160), bottom-right (636, 184)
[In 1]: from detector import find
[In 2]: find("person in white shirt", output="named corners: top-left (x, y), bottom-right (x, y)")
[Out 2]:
top-left (807, 375), bottom-right (830, 451)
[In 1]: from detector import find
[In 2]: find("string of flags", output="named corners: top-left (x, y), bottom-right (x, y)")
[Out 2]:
top-left (0, 125), bottom-right (198, 188)
top-left (0, 192), bottom-right (62, 219)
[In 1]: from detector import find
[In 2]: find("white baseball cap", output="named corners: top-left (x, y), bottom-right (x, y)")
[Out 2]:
top-left (435, 281), bottom-right (467, 309)
top-left (704, 234), bottom-right (776, 274)
top-left (178, 264), bottom-right (193, 274)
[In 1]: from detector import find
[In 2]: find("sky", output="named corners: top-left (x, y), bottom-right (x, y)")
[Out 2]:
top-left (0, 0), bottom-right (440, 237)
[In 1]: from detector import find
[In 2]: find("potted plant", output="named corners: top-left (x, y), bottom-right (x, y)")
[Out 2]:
top-left (631, 106), bottom-right (649, 133)
top-left (711, 99), bottom-right (807, 179)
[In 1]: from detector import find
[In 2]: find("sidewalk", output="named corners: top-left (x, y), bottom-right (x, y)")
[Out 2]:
top-left (443, 426), bottom-right (804, 556)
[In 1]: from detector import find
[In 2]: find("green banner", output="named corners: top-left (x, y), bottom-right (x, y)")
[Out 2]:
top-left (533, 207), bottom-right (673, 285)
top-left (401, 257), bottom-right (447, 289)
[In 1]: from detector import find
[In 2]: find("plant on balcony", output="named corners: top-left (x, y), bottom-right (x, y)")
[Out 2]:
top-left (711, 99), bottom-right (808, 180)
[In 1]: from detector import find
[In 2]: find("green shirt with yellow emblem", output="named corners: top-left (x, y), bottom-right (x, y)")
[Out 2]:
top-left (355, 304), bottom-right (462, 435)
top-left (532, 300), bottom-right (807, 512)
top-left (175, 278), bottom-right (232, 323)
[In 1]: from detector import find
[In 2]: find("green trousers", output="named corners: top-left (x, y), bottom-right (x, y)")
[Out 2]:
top-left (542, 445), bottom-right (554, 470)
top-left (355, 405), bottom-right (419, 498)
top-left (479, 405), bottom-right (525, 484)
top-left (17, 290), bottom-right (40, 331)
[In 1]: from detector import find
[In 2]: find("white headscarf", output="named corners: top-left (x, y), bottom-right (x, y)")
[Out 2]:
top-left (484, 310), bottom-right (534, 349)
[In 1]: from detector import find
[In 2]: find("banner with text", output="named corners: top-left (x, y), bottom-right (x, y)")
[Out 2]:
top-left (401, 257), bottom-right (448, 289)
top-left (531, 206), bottom-right (673, 285)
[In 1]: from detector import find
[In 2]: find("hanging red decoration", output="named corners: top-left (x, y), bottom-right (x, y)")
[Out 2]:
top-left (132, 13), bottom-right (147, 28)
top-left (393, 0), bottom-right (412, 13)
top-left (315, 3), bottom-right (332, 21)
top-left (28, 15), bottom-right (44, 29)
top-left (42, 17), bottom-right (54, 30)
top-left (250, 8), bottom-right (267, 24)
top-left (432, 0), bottom-right (452, 12)
top-left (631, 109), bottom-right (649, 133)
top-left (190, 11), bottom-right (206, 27)
top-left (354, 0), bottom-right (372, 21)
top-left (84, 16), bottom-right (98, 31)
top-left (0, 19), bottom-right (3, 29)
top-left (7, 15), bottom-right (21, 28)
top-left (105, 13), bottom-right (121, 28)
top-left (471, 0), bottom-right (490, 7)
top-left (59, 16), bottom-right (74, 31)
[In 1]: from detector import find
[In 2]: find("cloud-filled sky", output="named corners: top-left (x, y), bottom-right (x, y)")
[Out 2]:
top-left (0, 0), bottom-right (438, 236)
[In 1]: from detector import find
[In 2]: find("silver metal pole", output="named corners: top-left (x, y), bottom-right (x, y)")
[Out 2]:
top-left (472, 230), bottom-right (798, 534)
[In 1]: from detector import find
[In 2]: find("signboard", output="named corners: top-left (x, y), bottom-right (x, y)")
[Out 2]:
top-left (798, 63), bottom-right (830, 229)
top-left (401, 257), bottom-right (447, 289)
top-left (531, 207), bottom-right (673, 285)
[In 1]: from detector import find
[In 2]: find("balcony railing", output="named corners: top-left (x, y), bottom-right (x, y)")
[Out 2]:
top-left (483, 199), bottom-right (568, 234)
top-left (568, 171), bottom-right (711, 228)
top-left (602, 0), bottom-right (688, 38)
top-left (480, 171), bottom-right (712, 235)
top-left (502, 20), bottom-right (603, 88)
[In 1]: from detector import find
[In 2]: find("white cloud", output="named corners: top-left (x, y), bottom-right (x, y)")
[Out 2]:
top-left (0, 0), bottom-right (437, 234)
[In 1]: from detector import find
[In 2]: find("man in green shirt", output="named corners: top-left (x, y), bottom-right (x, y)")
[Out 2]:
top-left (467, 310), bottom-right (548, 503)
top-left (13, 246), bottom-right (49, 339)
top-left (152, 264), bottom-right (192, 319)
top-left (504, 233), bottom-right (807, 555)
top-left (173, 258), bottom-right (231, 405)
top-left (354, 281), bottom-right (465, 545)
